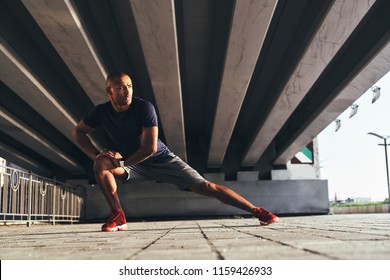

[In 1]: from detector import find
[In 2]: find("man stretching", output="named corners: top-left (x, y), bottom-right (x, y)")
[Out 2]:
top-left (72, 72), bottom-right (278, 232)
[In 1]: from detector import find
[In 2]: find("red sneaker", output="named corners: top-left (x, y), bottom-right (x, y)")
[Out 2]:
top-left (252, 207), bottom-right (279, 226)
top-left (101, 210), bottom-right (128, 232)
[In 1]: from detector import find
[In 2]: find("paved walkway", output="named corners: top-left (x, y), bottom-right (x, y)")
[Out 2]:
top-left (1, 213), bottom-right (389, 260)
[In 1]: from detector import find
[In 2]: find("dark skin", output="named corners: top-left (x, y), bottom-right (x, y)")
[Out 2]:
top-left (72, 74), bottom-right (259, 221)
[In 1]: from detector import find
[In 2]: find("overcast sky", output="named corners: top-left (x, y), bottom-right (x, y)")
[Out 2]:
top-left (317, 71), bottom-right (390, 202)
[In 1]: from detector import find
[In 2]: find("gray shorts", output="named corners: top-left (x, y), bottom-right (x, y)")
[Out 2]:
top-left (122, 153), bottom-right (206, 190)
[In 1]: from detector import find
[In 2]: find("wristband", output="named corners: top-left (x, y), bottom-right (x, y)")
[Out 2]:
top-left (119, 160), bottom-right (125, 168)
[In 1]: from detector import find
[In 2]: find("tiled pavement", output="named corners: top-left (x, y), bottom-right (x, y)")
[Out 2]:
top-left (1, 213), bottom-right (389, 260)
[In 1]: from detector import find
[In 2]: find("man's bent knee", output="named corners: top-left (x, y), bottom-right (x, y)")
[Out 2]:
top-left (94, 155), bottom-right (116, 173)
top-left (94, 155), bottom-right (127, 179)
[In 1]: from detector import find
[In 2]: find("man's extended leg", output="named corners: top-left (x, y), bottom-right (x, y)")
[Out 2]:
top-left (188, 181), bottom-right (255, 212)
top-left (94, 155), bottom-right (128, 231)
top-left (188, 181), bottom-right (278, 225)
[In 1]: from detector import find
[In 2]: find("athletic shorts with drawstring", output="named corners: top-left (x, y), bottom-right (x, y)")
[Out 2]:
top-left (122, 152), bottom-right (206, 190)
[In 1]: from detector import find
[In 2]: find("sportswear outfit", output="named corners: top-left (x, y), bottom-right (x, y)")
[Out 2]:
top-left (84, 97), bottom-right (278, 231)
top-left (83, 97), bottom-right (206, 190)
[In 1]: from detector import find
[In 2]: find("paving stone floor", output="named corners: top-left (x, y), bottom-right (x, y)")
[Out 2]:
top-left (1, 213), bottom-right (389, 260)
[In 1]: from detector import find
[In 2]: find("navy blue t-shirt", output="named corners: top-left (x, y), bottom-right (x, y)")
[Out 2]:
top-left (83, 97), bottom-right (171, 163)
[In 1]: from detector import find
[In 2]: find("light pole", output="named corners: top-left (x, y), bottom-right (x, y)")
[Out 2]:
top-left (368, 132), bottom-right (390, 201)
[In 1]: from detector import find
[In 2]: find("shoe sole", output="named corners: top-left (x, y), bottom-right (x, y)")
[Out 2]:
top-left (259, 216), bottom-right (279, 226)
top-left (102, 224), bottom-right (128, 232)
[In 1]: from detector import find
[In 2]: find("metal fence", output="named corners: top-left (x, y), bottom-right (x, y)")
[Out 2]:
top-left (0, 164), bottom-right (86, 226)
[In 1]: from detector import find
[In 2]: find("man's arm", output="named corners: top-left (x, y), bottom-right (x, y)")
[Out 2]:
top-left (72, 120), bottom-right (100, 161)
top-left (119, 126), bottom-right (158, 167)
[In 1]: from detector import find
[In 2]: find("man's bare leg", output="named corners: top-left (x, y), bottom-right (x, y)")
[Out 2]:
top-left (94, 155), bottom-right (126, 211)
top-left (94, 155), bottom-right (128, 231)
top-left (188, 181), bottom-right (255, 212)
top-left (188, 181), bottom-right (278, 225)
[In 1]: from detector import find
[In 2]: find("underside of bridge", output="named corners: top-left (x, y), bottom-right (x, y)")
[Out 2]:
top-left (1, 0), bottom-right (390, 183)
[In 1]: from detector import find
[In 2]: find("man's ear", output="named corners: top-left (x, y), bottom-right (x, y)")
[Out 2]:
top-left (106, 87), bottom-right (112, 95)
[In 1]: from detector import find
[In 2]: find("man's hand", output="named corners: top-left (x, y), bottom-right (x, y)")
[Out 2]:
top-left (96, 149), bottom-right (123, 167)
top-left (98, 149), bottom-right (122, 159)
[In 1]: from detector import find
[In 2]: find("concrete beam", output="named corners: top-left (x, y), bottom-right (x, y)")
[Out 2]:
top-left (0, 142), bottom-right (52, 176)
top-left (274, 41), bottom-right (390, 164)
top-left (0, 40), bottom-right (101, 152)
top-left (21, 0), bottom-right (107, 105)
top-left (130, 0), bottom-right (187, 161)
top-left (0, 41), bottom-right (75, 138)
top-left (208, 0), bottom-right (277, 166)
top-left (243, 0), bottom-right (375, 165)
top-left (0, 106), bottom-right (83, 172)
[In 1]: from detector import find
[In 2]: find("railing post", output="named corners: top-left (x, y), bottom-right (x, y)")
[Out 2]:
top-left (27, 170), bottom-right (32, 227)
top-left (52, 185), bottom-right (56, 225)
top-left (0, 163), bottom-right (85, 225)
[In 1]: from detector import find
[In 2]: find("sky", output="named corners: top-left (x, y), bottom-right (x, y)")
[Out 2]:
top-left (317, 71), bottom-right (390, 202)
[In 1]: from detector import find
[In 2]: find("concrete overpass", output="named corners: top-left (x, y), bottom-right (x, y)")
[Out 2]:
top-left (1, 0), bottom-right (390, 185)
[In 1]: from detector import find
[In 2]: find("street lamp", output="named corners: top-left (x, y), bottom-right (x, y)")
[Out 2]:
top-left (368, 132), bottom-right (390, 201)
top-left (371, 86), bottom-right (381, 103)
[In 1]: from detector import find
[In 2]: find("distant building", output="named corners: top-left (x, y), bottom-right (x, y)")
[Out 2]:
top-left (272, 139), bottom-right (321, 180)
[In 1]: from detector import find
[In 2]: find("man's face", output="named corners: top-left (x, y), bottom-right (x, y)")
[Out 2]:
top-left (107, 75), bottom-right (133, 107)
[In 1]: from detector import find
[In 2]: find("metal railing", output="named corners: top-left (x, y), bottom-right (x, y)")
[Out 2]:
top-left (0, 164), bottom-right (86, 226)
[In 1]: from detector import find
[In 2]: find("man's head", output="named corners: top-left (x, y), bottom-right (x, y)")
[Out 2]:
top-left (105, 71), bottom-right (133, 110)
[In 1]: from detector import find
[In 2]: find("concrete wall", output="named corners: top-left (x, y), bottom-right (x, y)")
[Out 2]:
top-left (330, 204), bottom-right (390, 214)
top-left (80, 173), bottom-right (329, 221)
